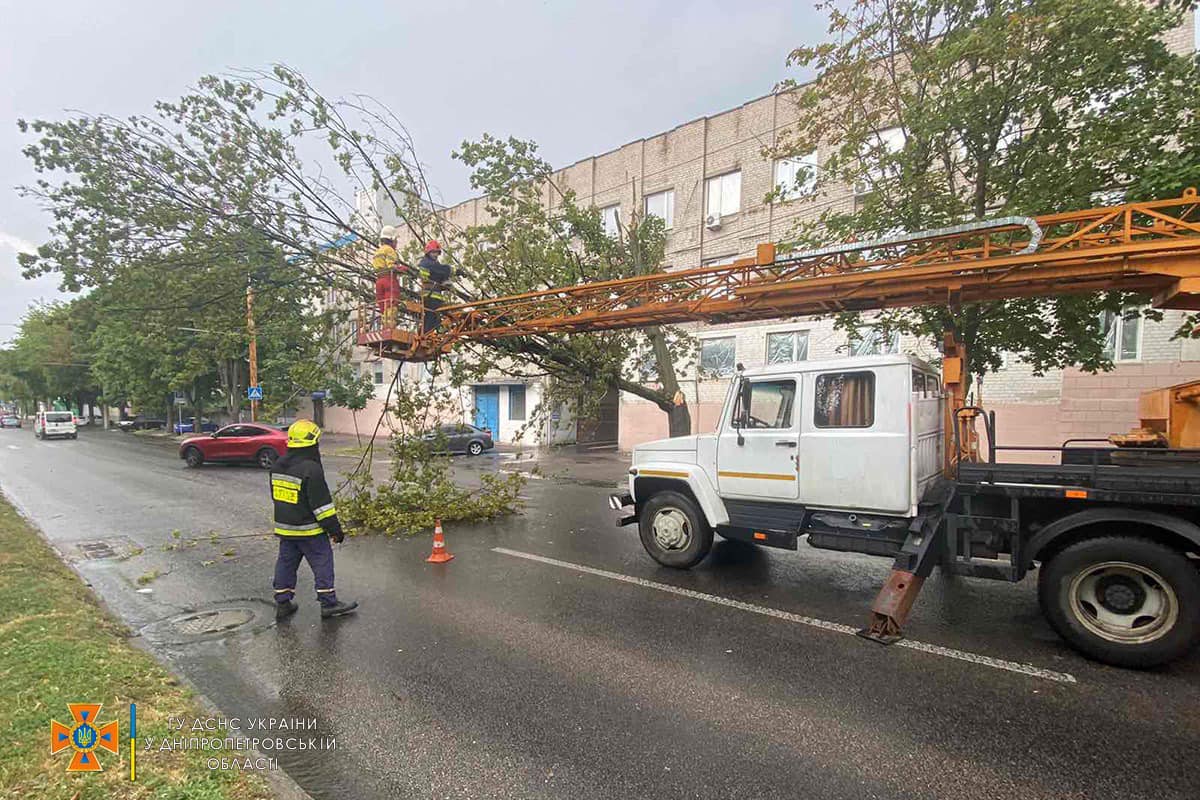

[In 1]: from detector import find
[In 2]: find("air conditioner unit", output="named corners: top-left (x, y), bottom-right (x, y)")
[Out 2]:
top-left (705, 213), bottom-right (722, 230)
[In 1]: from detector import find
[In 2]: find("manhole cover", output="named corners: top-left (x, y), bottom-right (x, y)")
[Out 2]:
top-left (139, 600), bottom-right (276, 646)
top-left (174, 608), bottom-right (256, 635)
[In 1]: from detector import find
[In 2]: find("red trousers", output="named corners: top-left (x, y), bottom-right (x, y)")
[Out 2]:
top-left (375, 274), bottom-right (401, 318)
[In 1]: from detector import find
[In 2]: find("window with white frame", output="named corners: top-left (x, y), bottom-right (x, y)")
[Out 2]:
top-left (850, 328), bottom-right (900, 356)
top-left (599, 204), bottom-right (620, 238)
top-left (705, 171), bottom-right (742, 217)
top-left (372, 362), bottom-right (385, 384)
top-left (774, 151), bottom-right (818, 201)
top-left (644, 189), bottom-right (675, 229)
top-left (1100, 307), bottom-right (1143, 361)
top-left (699, 336), bottom-right (736, 377)
top-left (858, 127), bottom-right (905, 191)
top-left (767, 330), bottom-right (809, 364)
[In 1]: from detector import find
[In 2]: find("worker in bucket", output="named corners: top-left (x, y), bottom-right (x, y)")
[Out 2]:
top-left (418, 239), bottom-right (453, 332)
top-left (270, 420), bottom-right (358, 620)
top-left (372, 225), bottom-right (410, 329)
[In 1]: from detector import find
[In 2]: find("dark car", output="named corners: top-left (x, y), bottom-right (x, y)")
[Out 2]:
top-left (179, 423), bottom-right (289, 469)
top-left (1, 415), bottom-right (21, 429)
top-left (117, 415), bottom-right (167, 431)
top-left (419, 423), bottom-right (495, 456)
top-left (174, 418), bottom-right (219, 434)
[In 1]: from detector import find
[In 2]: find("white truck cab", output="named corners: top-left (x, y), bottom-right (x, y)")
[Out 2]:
top-left (613, 354), bottom-right (942, 568)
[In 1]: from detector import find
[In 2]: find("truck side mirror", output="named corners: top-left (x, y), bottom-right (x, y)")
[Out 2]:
top-left (733, 378), bottom-right (749, 446)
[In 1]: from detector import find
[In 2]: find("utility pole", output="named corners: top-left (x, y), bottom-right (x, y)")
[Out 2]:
top-left (247, 283), bottom-right (258, 422)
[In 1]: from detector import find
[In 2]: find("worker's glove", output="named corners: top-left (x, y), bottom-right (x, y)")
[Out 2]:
top-left (331, 529), bottom-right (345, 544)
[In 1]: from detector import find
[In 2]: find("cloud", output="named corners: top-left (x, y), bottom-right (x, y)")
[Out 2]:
top-left (0, 231), bottom-right (37, 255)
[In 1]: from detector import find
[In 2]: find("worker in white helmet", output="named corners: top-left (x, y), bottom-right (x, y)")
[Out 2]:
top-left (372, 225), bottom-right (410, 329)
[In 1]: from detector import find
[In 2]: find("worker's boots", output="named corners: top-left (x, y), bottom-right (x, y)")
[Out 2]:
top-left (321, 600), bottom-right (359, 619)
top-left (275, 600), bottom-right (299, 621)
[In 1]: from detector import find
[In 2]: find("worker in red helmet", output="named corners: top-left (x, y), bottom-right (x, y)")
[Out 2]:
top-left (372, 225), bottom-right (410, 329)
top-left (418, 239), bottom-right (453, 333)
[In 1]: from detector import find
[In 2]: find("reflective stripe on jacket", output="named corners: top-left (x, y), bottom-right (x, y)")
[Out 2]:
top-left (269, 451), bottom-right (343, 538)
top-left (417, 253), bottom-right (452, 299)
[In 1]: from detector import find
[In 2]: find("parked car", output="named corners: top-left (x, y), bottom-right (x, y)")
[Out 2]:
top-left (1, 415), bottom-right (22, 429)
top-left (117, 415), bottom-right (167, 431)
top-left (417, 423), bottom-right (495, 456)
top-left (174, 418), bottom-right (219, 434)
top-left (179, 423), bottom-right (289, 469)
top-left (34, 410), bottom-right (77, 440)
top-left (73, 415), bottom-right (89, 426)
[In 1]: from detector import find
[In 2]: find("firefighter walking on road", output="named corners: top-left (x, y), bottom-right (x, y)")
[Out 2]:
top-left (372, 225), bottom-right (410, 329)
top-left (418, 240), bottom-right (453, 333)
top-left (270, 420), bottom-right (358, 620)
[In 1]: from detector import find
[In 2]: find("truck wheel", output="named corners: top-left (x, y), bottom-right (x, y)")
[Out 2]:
top-left (638, 491), bottom-right (713, 569)
top-left (184, 447), bottom-right (204, 468)
top-left (1038, 536), bottom-right (1200, 668)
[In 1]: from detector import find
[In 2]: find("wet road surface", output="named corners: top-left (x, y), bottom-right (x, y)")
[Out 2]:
top-left (2, 427), bottom-right (1199, 799)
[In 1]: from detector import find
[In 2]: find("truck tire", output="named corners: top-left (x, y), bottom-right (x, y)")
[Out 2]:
top-left (1038, 536), bottom-right (1200, 668)
top-left (638, 490), bottom-right (713, 569)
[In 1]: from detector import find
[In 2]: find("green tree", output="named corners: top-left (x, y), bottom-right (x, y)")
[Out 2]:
top-left (2, 301), bottom-right (100, 414)
top-left (452, 135), bottom-right (696, 436)
top-left (773, 0), bottom-right (1200, 380)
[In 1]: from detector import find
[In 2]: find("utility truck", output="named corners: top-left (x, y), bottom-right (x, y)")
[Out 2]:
top-left (353, 189), bottom-right (1200, 668)
top-left (609, 354), bottom-right (1200, 668)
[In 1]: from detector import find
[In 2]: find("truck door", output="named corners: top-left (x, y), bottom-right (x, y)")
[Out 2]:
top-left (717, 377), bottom-right (800, 501)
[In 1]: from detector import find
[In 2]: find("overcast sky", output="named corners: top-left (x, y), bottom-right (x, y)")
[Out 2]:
top-left (0, 0), bottom-right (830, 343)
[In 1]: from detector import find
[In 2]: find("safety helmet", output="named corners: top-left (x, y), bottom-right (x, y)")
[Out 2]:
top-left (380, 225), bottom-right (398, 241)
top-left (287, 419), bottom-right (322, 449)
top-left (424, 239), bottom-right (442, 254)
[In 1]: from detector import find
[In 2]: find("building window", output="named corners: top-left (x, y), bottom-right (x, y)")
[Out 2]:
top-left (733, 379), bottom-right (797, 429)
top-left (644, 189), bottom-right (675, 229)
top-left (774, 151), bottom-right (818, 201)
top-left (634, 347), bottom-right (659, 383)
top-left (858, 126), bottom-right (905, 192)
top-left (1101, 308), bottom-right (1142, 361)
top-left (599, 204), bottom-right (620, 237)
top-left (767, 330), bottom-right (809, 364)
top-left (373, 363), bottom-right (385, 385)
top-left (815, 371), bottom-right (876, 428)
top-left (705, 171), bottom-right (742, 217)
top-left (699, 336), bottom-right (736, 377)
top-left (850, 328), bottom-right (900, 356)
top-left (509, 384), bottom-right (526, 421)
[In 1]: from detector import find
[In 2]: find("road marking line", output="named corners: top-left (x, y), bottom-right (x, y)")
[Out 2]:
top-left (493, 547), bottom-right (1077, 684)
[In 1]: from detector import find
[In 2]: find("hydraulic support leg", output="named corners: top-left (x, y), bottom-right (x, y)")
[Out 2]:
top-left (857, 514), bottom-right (947, 645)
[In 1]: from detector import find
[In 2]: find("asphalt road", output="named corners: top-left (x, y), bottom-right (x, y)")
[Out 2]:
top-left (2, 426), bottom-right (1199, 799)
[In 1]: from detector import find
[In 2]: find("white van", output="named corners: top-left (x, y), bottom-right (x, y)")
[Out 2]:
top-left (35, 410), bottom-right (78, 440)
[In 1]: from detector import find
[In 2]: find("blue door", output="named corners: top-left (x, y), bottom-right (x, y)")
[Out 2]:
top-left (473, 386), bottom-right (500, 434)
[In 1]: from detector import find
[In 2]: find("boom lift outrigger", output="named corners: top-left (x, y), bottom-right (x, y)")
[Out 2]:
top-left (358, 189), bottom-right (1200, 643)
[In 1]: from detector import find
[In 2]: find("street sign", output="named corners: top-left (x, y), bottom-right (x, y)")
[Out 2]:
top-left (311, 390), bottom-right (327, 400)
top-left (247, 385), bottom-right (263, 400)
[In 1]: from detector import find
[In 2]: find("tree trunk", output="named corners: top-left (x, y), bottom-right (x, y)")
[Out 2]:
top-left (646, 324), bottom-right (692, 437)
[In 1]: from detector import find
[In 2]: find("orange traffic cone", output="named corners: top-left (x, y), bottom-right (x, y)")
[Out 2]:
top-left (426, 519), bottom-right (454, 563)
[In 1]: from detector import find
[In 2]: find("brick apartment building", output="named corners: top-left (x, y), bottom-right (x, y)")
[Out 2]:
top-left (336, 12), bottom-right (1197, 453)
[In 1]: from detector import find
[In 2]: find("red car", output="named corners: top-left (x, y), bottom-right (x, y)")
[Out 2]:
top-left (179, 423), bottom-right (288, 469)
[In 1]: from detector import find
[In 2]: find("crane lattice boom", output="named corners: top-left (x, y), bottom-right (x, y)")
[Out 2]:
top-left (358, 189), bottom-right (1200, 361)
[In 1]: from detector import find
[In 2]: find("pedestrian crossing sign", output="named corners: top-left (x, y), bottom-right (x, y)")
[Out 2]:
top-left (247, 385), bottom-right (263, 400)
